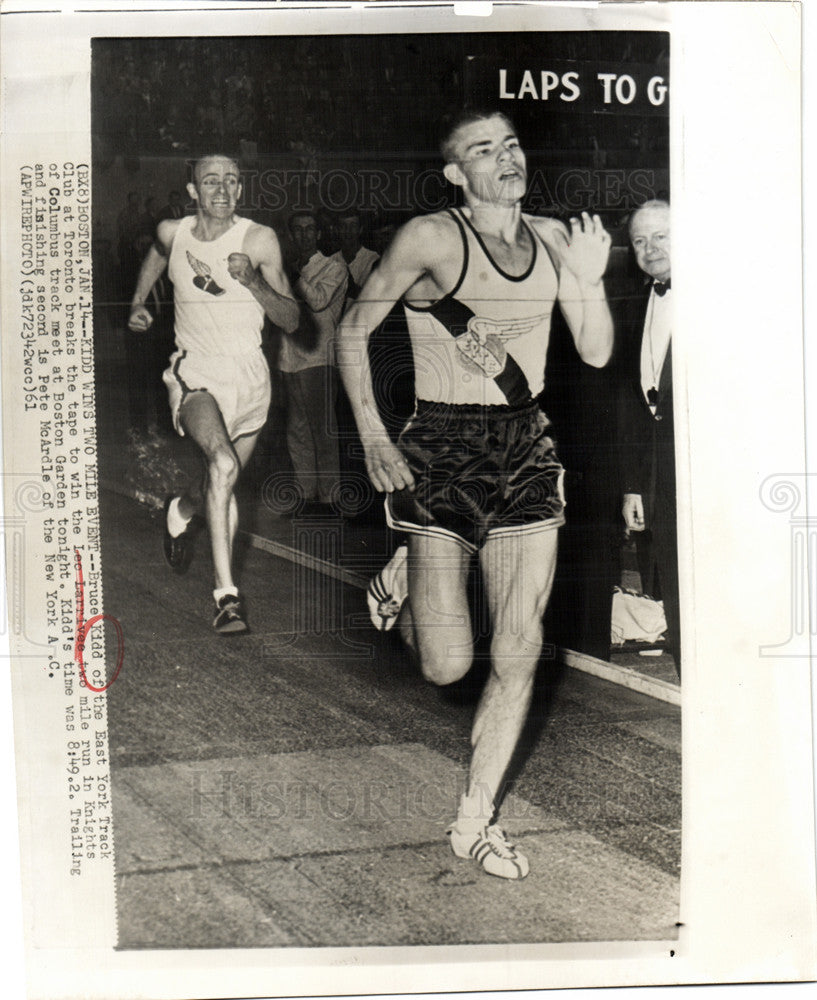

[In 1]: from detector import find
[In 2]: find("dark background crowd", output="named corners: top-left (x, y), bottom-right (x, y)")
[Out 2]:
top-left (93, 32), bottom-right (668, 170)
top-left (92, 30), bottom-right (669, 293)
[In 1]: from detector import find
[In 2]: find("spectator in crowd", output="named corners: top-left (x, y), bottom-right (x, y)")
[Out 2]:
top-left (316, 207), bottom-right (339, 257)
top-left (142, 196), bottom-right (159, 233)
top-left (330, 210), bottom-right (382, 511)
top-left (279, 211), bottom-right (348, 512)
top-left (616, 199), bottom-right (679, 676)
top-left (331, 210), bottom-right (380, 306)
top-left (157, 189), bottom-right (185, 221)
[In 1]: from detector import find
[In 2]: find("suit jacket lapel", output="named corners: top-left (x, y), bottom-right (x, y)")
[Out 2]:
top-left (620, 282), bottom-right (652, 378)
top-left (658, 340), bottom-right (673, 402)
top-left (631, 284), bottom-right (653, 405)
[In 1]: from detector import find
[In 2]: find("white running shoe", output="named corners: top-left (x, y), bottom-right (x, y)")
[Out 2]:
top-left (446, 822), bottom-right (530, 880)
top-left (366, 545), bottom-right (408, 631)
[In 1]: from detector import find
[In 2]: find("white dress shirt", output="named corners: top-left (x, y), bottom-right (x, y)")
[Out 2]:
top-left (640, 284), bottom-right (672, 413)
top-left (279, 251), bottom-right (348, 372)
top-left (332, 245), bottom-right (380, 293)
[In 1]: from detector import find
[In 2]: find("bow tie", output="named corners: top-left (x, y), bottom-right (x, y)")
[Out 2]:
top-left (653, 280), bottom-right (671, 296)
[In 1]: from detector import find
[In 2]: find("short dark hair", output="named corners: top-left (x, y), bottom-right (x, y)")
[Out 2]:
top-left (189, 154), bottom-right (240, 185)
top-left (439, 108), bottom-right (516, 163)
top-left (288, 210), bottom-right (318, 234)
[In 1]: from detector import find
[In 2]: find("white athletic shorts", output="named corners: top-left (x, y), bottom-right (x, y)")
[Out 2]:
top-left (162, 348), bottom-right (271, 441)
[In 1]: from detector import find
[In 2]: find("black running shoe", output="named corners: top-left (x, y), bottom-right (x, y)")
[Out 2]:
top-left (163, 495), bottom-right (199, 575)
top-left (213, 593), bottom-right (248, 635)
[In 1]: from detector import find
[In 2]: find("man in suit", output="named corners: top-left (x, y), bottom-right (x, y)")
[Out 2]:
top-left (618, 199), bottom-right (680, 675)
top-left (543, 304), bottom-right (621, 664)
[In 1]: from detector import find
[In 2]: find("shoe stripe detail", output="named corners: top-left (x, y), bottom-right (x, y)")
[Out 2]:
top-left (473, 842), bottom-right (492, 864)
top-left (449, 825), bottom-right (528, 878)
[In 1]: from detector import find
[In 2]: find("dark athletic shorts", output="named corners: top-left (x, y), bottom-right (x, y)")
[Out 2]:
top-left (385, 399), bottom-right (565, 554)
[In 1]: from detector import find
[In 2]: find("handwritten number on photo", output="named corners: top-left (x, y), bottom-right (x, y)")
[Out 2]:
top-left (74, 549), bottom-right (124, 692)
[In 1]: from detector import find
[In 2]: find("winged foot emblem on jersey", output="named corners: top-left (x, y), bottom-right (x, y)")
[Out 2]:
top-left (186, 250), bottom-right (226, 296)
top-left (455, 314), bottom-right (546, 377)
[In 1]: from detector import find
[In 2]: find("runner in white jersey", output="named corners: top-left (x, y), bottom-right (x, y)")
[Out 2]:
top-left (128, 154), bottom-right (300, 634)
top-left (337, 111), bottom-right (613, 880)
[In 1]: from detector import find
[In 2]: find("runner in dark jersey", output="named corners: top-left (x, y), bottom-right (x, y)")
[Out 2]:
top-left (337, 111), bottom-right (613, 879)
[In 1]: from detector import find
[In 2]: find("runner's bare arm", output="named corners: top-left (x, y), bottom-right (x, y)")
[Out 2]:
top-left (538, 213), bottom-right (613, 368)
top-left (228, 224), bottom-right (300, 333)
top-left (127, 218), bottom-right (179, 332)
top-left (336, 215), bottom-right (452, 493)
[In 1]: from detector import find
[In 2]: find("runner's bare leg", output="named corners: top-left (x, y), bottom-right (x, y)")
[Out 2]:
top-left (228, 430), bottom-right (262, 561)
top-left (405, 533), bottom-right (474, 683)
top-left (461, 528), bottom-right (558, 821)
top-left (179, 391), bottom-right (243, 590)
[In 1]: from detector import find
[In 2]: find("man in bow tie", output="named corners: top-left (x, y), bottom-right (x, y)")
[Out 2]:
top-left (618, 199), bottom-right (680, 676)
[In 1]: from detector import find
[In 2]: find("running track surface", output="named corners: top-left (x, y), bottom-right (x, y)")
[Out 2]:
top-left (101, 489), bottom-right (681, 950)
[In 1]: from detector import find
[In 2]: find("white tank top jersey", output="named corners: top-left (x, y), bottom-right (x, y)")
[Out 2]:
top-left (404, 208), bottom-right (559, 407)
top-left (167, 215), bottom-right (265, 356)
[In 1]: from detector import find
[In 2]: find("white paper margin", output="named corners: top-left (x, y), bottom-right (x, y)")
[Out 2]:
top-left (0, 2), bottom-right (814, 998)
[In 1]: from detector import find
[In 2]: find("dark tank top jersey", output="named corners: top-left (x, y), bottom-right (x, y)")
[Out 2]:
top-left (403, 207), bottom-right (560, 407)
